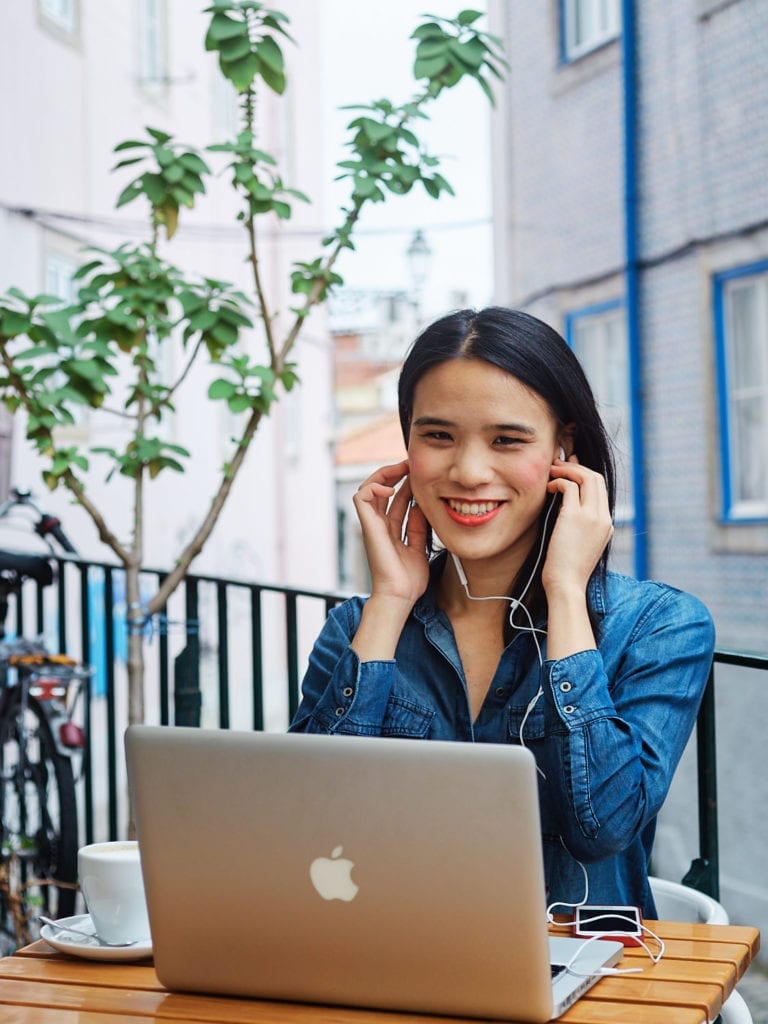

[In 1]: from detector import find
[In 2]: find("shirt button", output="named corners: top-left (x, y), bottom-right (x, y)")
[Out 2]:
top-left (563, 704), bottom-right (576, 715)
top-left (342, 686), bottom-right (354, 698)
top-left (335, 707), bottom-right (345, 717)
top-left (560, 681), bottom-right (573, 693)
top-left (495, 687), bottom-right (505, 697)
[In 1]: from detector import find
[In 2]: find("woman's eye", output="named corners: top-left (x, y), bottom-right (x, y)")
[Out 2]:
top-left (422, 430), bottom-right (452, 441)
top-left (493, 435), bottom-right (524, 447)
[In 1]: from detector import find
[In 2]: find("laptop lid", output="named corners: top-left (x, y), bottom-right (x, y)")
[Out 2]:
top-left (125, 726), bottom-right (621, 1022)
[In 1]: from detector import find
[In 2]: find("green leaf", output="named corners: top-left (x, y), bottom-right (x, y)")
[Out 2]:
top-left (227, 392), bottom-right (253, 413)
top-left (414, 54), bottom-right (449, 78)
top-left (113, 139), bottom-right (148, 152)
top-left (1, 310), bottom-right (32, 336)
top-left (146, 127), bottom-right (173, 144)
top-left (255, 34), bottom-right (284, 75)
top-left (222, 52), bottom-right (260, 91)
top-left (178, 152), bottom-right (211, 176)
top-left (217, 32), bottom-right (252, 61)
top-left (206, 11), bottom-right (245, 44)
top-left (208, 378), bottom-right (237, 399)
top-left (116, 182), bottom-right (144, 209)
top-left (457, 9), bottom-right (484, 26)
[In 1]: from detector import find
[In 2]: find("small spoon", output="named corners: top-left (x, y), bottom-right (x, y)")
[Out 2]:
top-left (39, 916), bottom-right (139, 947)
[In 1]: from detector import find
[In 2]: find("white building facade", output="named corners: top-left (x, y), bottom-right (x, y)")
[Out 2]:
top-left (0, 0), bottom-right (337, 593)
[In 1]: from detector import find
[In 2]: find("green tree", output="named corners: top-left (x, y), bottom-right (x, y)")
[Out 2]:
top-left (0, 2), bottom-right (505, 726)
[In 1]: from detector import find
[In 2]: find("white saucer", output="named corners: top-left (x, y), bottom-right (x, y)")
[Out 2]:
top-left (40, 914), bottom-right (153, 962)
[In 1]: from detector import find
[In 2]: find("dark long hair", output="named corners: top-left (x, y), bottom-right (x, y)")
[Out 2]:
top-left (398, 307), bottom-right (616, 627)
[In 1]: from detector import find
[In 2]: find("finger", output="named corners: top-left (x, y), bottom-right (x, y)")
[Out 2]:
top-left (357, 459), bottom-right (409, 492)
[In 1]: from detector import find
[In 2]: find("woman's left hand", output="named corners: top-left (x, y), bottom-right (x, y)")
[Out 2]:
top-left (542, 456), bottom-right (614, 599)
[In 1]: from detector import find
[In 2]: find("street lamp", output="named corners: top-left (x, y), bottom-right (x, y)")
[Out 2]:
top-left (405, 228), bottom-right (432, 324)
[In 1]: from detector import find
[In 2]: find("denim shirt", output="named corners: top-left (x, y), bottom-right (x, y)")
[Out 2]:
top-left (290, 556), bottom-right (715, 918)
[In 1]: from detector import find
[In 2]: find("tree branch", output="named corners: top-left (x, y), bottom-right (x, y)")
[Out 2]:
top-left (247, 214), bottom-right (278, 363)
top-left (60, 469), bottom-right (133, 564)
top-left (147, 405), bottom-right (264, 614)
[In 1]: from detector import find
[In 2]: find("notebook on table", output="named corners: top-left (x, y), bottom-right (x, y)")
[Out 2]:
top-left (125, 726), bottom-right (623, 1022)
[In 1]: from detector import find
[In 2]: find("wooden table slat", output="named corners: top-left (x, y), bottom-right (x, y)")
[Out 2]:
top-left (0, 920), bottom-right (760, 1024)
top-left (557, 999), bottom-right (707, 1024)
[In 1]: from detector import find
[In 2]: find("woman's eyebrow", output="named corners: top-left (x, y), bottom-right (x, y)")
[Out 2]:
top-left (412, 416), bottom-right (454, 427)
top-left (411, 416), bottom-right (536, 435)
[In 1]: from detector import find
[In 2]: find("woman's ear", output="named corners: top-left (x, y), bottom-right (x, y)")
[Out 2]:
top-left (557, 424), bottom-right (576, 459)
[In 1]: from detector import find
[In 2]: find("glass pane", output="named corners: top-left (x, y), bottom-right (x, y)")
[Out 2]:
top-left (603, 316), bottom-right (627, 406)
top-left (40, 0), bottom-right (76, 33)
top-left (727, 282), bottom-right (762, 389)
top-left (732, 396), bottom-right (767, 503)
top-left (572, 0), bottom-right (597, 48)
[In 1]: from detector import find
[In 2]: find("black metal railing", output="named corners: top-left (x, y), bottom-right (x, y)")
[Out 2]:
top-left (5, 553), bottom-right (768, 899)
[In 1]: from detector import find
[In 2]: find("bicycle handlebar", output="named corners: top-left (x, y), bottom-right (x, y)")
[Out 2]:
top-left (0, 488), bottom-right (78, 554)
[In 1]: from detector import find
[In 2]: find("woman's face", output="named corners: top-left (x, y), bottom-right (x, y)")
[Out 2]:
top-left (407, 357), bottom-right (563, 575)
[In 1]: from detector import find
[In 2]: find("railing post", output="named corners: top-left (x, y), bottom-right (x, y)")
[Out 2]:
top-left (174, 578), bottom-right (201, 727)
top-left (682, 668), bottom-right (719, 899)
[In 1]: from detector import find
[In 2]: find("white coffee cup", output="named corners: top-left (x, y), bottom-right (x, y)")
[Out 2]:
top-left (78, 841), bottom-right (150, 944)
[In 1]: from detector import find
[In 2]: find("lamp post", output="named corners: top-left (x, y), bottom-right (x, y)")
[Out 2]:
top-left (405, 228), bottom-right (432, 326)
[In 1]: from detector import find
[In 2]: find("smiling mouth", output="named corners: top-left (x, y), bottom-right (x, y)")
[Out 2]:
top-left (443, 498), bottom-right (505, 525)
top-left (447, 499), bottom-right (502, 516)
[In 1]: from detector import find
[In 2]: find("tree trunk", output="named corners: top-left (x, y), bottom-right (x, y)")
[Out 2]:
top-left (125, 563), bottom-right (145, 728)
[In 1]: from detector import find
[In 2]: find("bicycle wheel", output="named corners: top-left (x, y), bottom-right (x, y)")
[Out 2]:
top-left (0, 690), bottom-right (78, 951)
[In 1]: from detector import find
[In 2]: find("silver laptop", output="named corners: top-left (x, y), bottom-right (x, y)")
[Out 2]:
top-left (125, 726), bottom-right (622, 1022)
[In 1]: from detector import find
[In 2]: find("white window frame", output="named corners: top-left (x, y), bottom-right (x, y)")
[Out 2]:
top-left (714, 263), bottom-right (768, 522)
top-left (566, 302), bottom-right (634, 523)
top-left (562, 0), bottom-right (622, 61)
top-left (138, 0), bottom-right (168, 88)
top-left (39, 0), bottom-right (78, 35)
top-left (44, 251), bottom-right (78, 305)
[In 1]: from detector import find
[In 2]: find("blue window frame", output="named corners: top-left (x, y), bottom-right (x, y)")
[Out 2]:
top-left (714, 261), bottom-right (768, 522)
top-left (560, 0), bottom-right (622, 61)
top-left (565, 301), bottom-right (634, 523)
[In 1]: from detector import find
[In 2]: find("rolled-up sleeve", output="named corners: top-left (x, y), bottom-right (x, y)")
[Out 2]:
top-left (537, 586), bottom-right (715, 862)
top-left (289, 601), bottom-right (396, 734)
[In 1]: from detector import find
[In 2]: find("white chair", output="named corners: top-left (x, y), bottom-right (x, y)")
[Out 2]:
top-left (649, 876), bottom-right (753, 1024)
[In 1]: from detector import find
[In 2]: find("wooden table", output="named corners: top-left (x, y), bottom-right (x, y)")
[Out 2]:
top-left (0, 920), bottom-right (760, 1023)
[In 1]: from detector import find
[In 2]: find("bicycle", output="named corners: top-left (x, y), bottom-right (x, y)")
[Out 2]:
top-left (0, 488), bottom-right (91, 951)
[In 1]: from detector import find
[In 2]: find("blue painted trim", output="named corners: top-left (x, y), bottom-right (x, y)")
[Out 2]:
top-left (564, 299), bottom-right (624, 340)
top-left (558, 0), bottom-right (568, 63)
top-left (621, 0), bottom-right (647, 579)
top-left (712, 260), bottom-right (768, 523)
top-left (712, 275), bottom-right (733, 519)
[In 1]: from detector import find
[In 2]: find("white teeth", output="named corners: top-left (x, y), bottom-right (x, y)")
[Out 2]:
top-left (448, 499), bottom-right (500, 516)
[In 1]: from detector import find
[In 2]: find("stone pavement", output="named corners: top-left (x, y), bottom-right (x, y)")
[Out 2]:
top-left (738, 962), bottom-right (768, 1024)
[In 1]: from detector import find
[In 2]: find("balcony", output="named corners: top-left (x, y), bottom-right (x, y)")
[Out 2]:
top-left (4, 553), bottom-right (767, 913)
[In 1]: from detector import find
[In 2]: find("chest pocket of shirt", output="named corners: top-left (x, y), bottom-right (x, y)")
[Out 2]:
top-left (380, 695), bottom-right (435, 738)
top-left (330, 694), bottom-right (435, 739)
top-left (507, 702), bottom-right (546, 744)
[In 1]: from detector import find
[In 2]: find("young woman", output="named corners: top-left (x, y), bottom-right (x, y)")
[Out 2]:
top-left (291, 307), bottom-right (714, 917)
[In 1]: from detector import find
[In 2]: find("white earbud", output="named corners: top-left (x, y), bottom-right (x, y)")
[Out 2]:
top-left (451, 552), bottom-right (468, 586)
top-left (558, 445), bottom-right (566, 461)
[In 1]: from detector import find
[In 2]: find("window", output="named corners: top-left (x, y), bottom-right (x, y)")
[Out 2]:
top-left (44, 251), bottom-right (78, 305)
top-left (562, 0), bottom-right (622, 60)
top-left (39, 0), bottom-right (77, 35)
top-left (714, 263), bottom-right (768, 521)
top-left (138, 0), bottom-right (168, 87)
top-left (566, 302), bottom-right (634, 522)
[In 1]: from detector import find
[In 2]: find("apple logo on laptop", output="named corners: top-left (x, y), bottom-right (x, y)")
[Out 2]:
top-left (309, 846), bottom-right (359, 901)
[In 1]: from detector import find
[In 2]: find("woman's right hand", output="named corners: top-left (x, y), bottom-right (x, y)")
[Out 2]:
top-left (352, 460), bottom-right (430, 609)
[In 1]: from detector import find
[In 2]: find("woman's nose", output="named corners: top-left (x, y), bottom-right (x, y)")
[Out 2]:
top-left (448, 445), bottom-right (494, 488)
